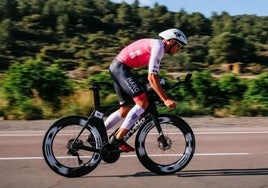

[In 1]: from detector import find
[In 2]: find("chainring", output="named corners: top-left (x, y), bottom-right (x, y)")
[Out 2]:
top-left (100, 143), bottom-right (121, 163)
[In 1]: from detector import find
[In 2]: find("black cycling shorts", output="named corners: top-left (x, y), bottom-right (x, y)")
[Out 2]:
top-left (109, 59), bottom-right (144, 105)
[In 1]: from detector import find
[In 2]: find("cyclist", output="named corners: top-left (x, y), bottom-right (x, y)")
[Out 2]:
top-left (105, 28), bottom-right (188, 152)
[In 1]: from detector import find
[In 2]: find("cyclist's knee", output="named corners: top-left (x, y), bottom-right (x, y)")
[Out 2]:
top-left (133, 93), bottom-right (149, 109)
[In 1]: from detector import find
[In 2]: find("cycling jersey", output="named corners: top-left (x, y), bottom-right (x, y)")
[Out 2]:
top-left (110, 38), bottom-right (164, 104)
top-left (116, 39), bottom-right (164, 74)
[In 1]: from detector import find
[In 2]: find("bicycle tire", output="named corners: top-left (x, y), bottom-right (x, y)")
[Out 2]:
top-left (135, 114), bottom-right (195, 175)
top-left (42, 116), bottom-right (102, 177)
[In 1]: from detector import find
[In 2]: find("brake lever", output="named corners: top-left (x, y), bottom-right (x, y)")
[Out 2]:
top-left (184, 73), bottom-right (192, 83)
top-left (169, 73), bottom-right (192, 89)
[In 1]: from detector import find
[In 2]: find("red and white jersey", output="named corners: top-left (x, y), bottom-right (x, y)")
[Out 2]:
top-left (116, 39), bottom-right (164, 74)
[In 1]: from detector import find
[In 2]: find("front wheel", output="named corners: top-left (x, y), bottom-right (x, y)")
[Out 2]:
top-left (42, 116), bottom-right (102, 177)
top-left (135, 115), bottom-right (195, 175)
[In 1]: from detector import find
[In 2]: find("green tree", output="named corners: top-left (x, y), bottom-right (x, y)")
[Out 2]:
top-left (174, 9), bottom-right (190, 33)
top-left (16, 0), bottom-right (44, 16)
top-left (130, 0), bottom-right (141, 29)
top-left (21, 14), bottom-right (44, 32)
top-left (116, 2), bottom-right (133, 27)
top-left (56, 13), bottom-right (69, 35)
top-left (191, 70), bottom-right (223, 110)
top-left (188, 12), bottom-right (211, 36)
top-left (138, 6), bottom-right (154, 33)
top-left (243, 72), bottom-right (268, 106)
top-left (218, 73), bottom-right (247, 104)
top-left (235, 15), bottom-right (268, 44)
top-left (211, 12), bottom-right (235, 36)
top-left (0, 0), bottom-right (266, 77)
top-left (2, 59), bottom-right (72, 109)
top-left (0, 0), bottom-right (18, 21)
top-left (151, 3), bottom-right (173, 31)
top-left (208, 32), bottom-right (250, 64)
top-left (186, 35), bottom-right (210, 64)
top-left (0, 19), bottom-right (14, 50)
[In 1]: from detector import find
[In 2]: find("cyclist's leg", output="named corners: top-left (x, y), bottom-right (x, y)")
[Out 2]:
top-left (114, 94), bottom-right (148, 139)
top-left (110, 59), bottom-right (148, 133)
top-left (104, 60), bottom-right (133, 130)
top-left (109, 59), bottom-right (148, 151)
top-left (104, 106), bottom-right (132, 130)
top-left (104, 110), bottom-right (123, 130)
top-left (113, 91), bottom-right (149, 152)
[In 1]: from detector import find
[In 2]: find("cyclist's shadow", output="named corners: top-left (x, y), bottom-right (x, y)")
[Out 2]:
top-left (177, 168), bottom-right (268, 177)
top-left (85, 168), bottom-right (268, 178)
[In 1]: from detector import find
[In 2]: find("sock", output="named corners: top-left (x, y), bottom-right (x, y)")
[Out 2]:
top-left (104, 110), bottom-right (123, 130)
top-left (120, 104), bottom-right (145, 130)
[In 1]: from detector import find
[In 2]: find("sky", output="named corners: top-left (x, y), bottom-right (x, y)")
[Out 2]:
top-left (111, 0), bottom-right (268, 17)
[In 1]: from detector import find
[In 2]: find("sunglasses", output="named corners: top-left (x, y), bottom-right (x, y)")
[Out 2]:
top-left (175, 41), bottom-right (184, 49)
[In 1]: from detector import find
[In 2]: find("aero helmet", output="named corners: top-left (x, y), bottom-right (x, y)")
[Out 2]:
top-left (159, 28), bottom-right (188, 47)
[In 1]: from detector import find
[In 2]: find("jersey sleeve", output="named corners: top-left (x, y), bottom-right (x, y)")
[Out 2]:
top-left (148, 40), bottom-right (164, 74)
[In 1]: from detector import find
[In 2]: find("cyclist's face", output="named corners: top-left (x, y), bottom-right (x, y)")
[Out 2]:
top-left (168, 40), bottom-right (181, 55)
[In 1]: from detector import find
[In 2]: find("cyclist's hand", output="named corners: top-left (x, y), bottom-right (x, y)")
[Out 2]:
top-left (164, 99), bottom-right (176, 109)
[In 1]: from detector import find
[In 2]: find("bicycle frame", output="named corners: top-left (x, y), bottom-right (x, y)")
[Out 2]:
top-left (73, 72), bottom-right (193, 150)
top-left (71, 81), bottom-right (166, 150)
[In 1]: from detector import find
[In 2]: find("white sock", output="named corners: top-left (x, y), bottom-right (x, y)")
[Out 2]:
top-left (104, 110), bottom-right (123, 130)
top-left (121, 104), bottom-right (145, 130)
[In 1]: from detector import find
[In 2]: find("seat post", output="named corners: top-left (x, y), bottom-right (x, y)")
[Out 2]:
top-left (89, 83), bottom-right (101, 108)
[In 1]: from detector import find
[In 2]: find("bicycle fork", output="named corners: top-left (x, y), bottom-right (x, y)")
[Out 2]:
top-left (150, 112), bottom-right (169, 148)
top-left (122, 110), bottom-right (168, 148)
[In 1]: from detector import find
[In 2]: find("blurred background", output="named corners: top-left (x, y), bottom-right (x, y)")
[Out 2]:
top-left (0, 0), bottom-right (267, 120)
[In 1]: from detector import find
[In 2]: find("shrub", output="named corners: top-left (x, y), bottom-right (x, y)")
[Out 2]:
top-left (227, 102), bottom-right (268, 117)
top-left (19, 100), bottom-right (43, 120)
top-left (243, 72), bottom-right (268, 107)
top-left (191, 70), bottom-right (223, 110)
top-left (218, 73), bottom-right (247, 104)
top-left (2, 59), bottom-right (73, 110)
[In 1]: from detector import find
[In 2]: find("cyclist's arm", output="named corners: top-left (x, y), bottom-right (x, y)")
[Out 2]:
top-left (147, 40), bottom-right (176, 108)
top-left (148, 73), bottom-right (176, 108)
top-left (148, 73), bottom-right (168, 101)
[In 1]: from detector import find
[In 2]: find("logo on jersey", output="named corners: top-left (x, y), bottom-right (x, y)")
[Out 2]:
top-left (129, 50), bottom-right (142, 59)
top-left (152, 59), bottom-right (160, 74)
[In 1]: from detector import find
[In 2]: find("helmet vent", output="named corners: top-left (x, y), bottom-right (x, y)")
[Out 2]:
top-left (174, 32), bottom-right (181, 37)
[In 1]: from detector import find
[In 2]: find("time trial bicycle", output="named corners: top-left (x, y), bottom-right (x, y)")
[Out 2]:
top-left (42, 73), bottom-right (195, 177)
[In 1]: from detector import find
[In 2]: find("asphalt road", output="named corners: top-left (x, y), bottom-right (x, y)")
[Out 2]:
top-left (0, 117), bottom-right (268, 188)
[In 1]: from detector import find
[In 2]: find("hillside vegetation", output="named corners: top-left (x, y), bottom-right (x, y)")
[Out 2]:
top-left (0, 0), bottom-right (267, 119)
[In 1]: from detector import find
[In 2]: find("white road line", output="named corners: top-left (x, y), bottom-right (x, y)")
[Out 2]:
top-left (1, 131), bottom-right (268, 137)
top-left (0, 134), bottom-right (44, 137)
top-left (195, 131), bottom-right (268, 134)
top-left (0, 152), bottom-right (256, 161)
